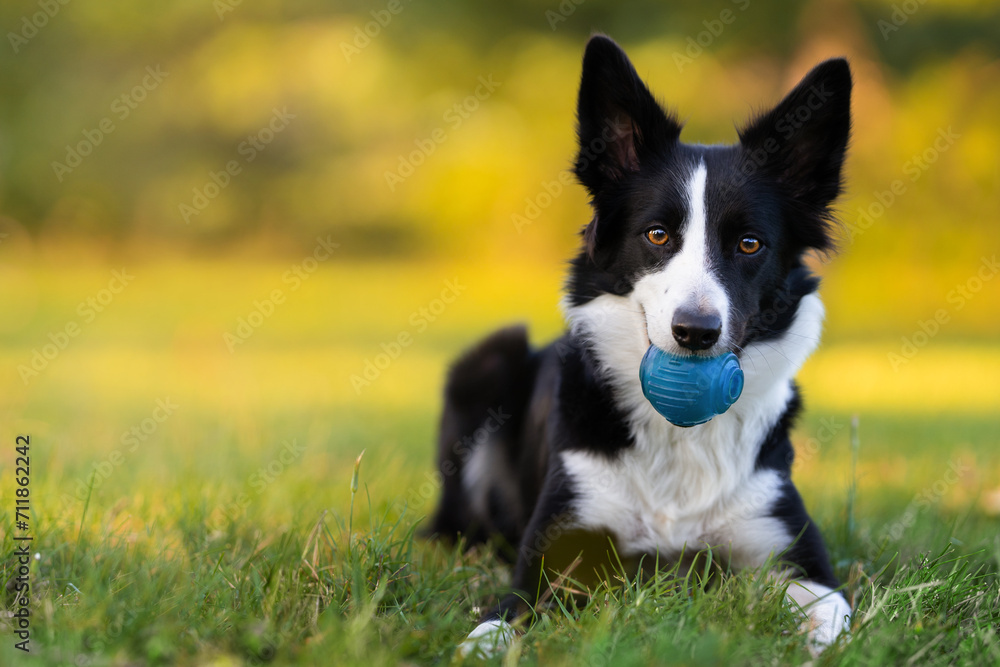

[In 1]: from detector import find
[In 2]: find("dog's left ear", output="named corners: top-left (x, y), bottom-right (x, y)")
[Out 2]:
top-left (739, 59), bottom-right (852, 251)
top-left (574, 35), bottom-right (682, 197)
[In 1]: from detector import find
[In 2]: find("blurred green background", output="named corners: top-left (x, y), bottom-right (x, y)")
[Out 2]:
top-left (1, 0), bottom-right (999, 558)
top-left (1, 0), bottom-right (999, 335)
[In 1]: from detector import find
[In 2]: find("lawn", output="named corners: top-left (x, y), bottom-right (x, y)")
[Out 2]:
top-left (1, 254), bottom-right (999, 665)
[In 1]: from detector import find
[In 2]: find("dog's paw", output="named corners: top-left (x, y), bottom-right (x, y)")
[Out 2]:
top-left (785, 581), bottom-right (852, 656)
top-left (457, 619), bottom-right (515, 659)
top-left (803, 594), bottom-right (851, 655)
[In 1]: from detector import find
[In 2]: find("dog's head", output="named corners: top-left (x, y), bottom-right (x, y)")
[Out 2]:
top-left (565, 35), bottom-right (851, 374)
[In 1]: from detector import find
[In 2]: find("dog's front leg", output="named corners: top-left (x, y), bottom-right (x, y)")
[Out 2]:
top-left (458, 475), bottom-right (583, 658)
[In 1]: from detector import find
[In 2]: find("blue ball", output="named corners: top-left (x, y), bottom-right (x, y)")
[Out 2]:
top-left (639, 346), bottom-right (744, 427)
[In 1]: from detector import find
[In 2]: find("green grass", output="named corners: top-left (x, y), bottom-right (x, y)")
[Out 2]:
top-left (2, 256), bottom-right (999, 665)
top-left (3, 408), bottom-right (998, 666)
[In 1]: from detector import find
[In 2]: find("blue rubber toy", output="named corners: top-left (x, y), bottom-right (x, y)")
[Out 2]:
top-left (639, 345), bottom-right (744, 427)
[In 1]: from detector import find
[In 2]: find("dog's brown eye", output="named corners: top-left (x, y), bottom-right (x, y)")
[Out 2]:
top-left (738, 236), bottom-right (762, 255)
top-left (646, 227), bottom-right (669, 246)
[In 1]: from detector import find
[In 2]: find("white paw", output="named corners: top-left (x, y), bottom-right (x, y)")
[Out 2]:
top-left (785, 581), bottom-right (852, 655)
top-left (458, 619), bottom-right (515, 659)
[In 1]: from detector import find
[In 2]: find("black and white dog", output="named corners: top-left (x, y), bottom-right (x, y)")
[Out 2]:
top-left (430, 35), bottom-right (853, 656)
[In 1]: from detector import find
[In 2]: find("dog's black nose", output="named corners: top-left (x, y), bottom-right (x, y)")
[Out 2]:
top-left (671, 309), bottom-right (722, 351)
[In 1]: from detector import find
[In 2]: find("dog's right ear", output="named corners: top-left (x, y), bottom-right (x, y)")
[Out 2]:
top-left (574, 35), bottom-right (682, 197)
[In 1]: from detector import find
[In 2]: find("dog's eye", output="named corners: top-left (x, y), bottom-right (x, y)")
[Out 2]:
top-left (738, 236), bottom-right (762, 255)
top-left (646, 227), bottom-right (669, 246)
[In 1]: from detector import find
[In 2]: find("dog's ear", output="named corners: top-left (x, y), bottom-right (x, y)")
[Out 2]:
top-left (738, 59), bottom-right (852, 251)
top-left (574, 35), bottom-right (682, 197)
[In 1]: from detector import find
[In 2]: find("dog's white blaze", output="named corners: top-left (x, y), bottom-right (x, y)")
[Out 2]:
top-left (634, 160), bottom-right (730, 354)
top-left (458, 619), bottom-right (514, 658)
top-left (785, 580), bottom-right (852, 654)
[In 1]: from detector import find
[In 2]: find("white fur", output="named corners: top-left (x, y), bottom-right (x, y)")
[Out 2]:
top-left (637, 161), bottom-right (731, 354)
top-left (458, 619), bottom-right (514, 658)
top-left (562, 446), bottom-right (789, 563)
top-left (785, 580), bottom-right (852, 654)
top-left (741, 292), bottom-right (826, 397)
top-left (463, 439), bottom-right (519, 520)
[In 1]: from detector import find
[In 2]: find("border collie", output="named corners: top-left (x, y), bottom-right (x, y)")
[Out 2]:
top-left (429, 34), bottom-right (853, 657)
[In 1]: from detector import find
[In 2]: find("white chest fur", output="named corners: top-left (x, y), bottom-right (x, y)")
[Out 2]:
top-left (561, 402), bottom-right (793, 566)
